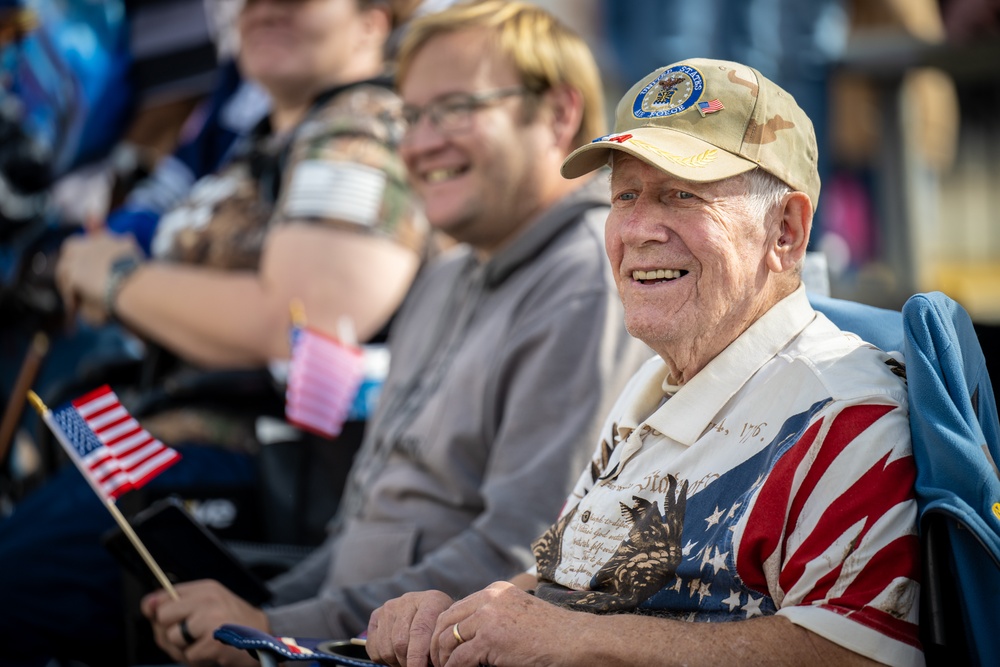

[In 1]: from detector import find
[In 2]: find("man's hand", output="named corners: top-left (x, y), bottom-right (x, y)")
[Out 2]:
top-left (55, 231), bottom-right (142, 324)
top-left (426, 582), bottom-right (583, 667)
top-left (366, 590), bottom-right (455, 667)
top-left (140, 579), bottom-right (270, 667)
top-left (413, 582), bottom-right (886, 667)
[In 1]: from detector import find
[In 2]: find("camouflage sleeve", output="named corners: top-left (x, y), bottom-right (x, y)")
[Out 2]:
top-left (273, 84), bottom-right (427, 253)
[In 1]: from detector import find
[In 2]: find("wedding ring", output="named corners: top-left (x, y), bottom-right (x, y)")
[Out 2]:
top-left (452, 623), bottom-right (465, 645)
top-left (178, 618), bottom-right (196, 646)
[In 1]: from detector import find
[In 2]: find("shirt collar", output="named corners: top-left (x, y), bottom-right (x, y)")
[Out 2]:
top-left (610, 357), bottom-right (672, 444)
top-left (643, 283), bottom-right (816, 445)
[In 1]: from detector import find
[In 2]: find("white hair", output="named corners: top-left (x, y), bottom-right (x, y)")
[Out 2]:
top-left (739, 169), bottom-right (792, 224)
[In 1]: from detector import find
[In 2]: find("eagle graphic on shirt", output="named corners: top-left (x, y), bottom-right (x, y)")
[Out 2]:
top-left (533, 475), bottom-right (688, 612)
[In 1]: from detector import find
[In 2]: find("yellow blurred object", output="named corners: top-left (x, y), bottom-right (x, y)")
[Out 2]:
top-left (930, 263), bottom-right (1000, 324)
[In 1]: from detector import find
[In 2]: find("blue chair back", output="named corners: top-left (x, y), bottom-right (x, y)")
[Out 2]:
top-left (903, 292), bottom-right (1000, 667)
top-left (811, 292), bottom-right (1000, 665)
top-left (809, 293), bottom-right (904, 353)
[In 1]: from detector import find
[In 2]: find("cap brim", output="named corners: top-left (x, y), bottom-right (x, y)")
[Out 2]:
top-left (561, 126), bottom-right (759, 183)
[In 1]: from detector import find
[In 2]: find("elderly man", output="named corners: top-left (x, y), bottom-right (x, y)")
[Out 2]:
top-left (366, 58), bottom-right (922, 667)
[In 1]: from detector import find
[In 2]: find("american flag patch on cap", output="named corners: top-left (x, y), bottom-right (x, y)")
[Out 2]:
top-left (697, 99), bottom-right (724, 116)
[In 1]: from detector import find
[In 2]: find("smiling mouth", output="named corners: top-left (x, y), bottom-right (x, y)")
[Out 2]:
top-left (632, 269), bottom-right (688, 284)
top-left (425, 166), bottom-right (468, 184)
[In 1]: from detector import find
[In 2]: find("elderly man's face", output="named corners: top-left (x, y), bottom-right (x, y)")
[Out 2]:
top-left (606, 154), bottom-right (774, 373)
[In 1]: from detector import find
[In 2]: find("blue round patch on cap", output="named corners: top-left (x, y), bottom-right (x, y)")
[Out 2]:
top-left (632, 65), bottom-right (704, 119)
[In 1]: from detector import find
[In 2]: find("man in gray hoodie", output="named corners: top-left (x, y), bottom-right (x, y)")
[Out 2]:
top-left (141, 2), bottom-right (650, 665)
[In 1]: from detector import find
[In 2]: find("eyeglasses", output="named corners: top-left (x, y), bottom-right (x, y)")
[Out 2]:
top-left (401, 87), bottom-right (530, 135)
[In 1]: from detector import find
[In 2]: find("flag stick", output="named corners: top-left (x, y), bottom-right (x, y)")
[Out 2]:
top-left (26, 390), bottom-right (179, 601)
top-left (0, 331), bottom-right (48, 467)
top-left (290, 298), bottom-right (307, 328)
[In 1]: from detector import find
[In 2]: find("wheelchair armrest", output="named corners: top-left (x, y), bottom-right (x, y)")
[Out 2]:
top-left (920, 511), bottom-right (971, 666)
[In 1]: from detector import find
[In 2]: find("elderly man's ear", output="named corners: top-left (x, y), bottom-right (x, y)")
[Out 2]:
top-left (766, 191), bottom-right (812, 274)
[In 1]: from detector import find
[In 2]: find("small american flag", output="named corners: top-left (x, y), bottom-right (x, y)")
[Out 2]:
top-left (49, 385), bottom-right (181, 500)
top-left (697, 99), bottom-right (725, 116)
top-left (286, 325), bottom-right (366, 439)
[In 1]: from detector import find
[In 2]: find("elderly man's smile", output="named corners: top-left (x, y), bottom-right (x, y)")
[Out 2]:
top-left (631, 268), bottom-right (688, 284)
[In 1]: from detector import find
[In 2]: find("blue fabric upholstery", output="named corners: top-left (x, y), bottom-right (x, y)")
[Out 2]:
top-left (903, 292), bottom-right (1000, 666)
top-left (808, 293), bottom-right (904, 353)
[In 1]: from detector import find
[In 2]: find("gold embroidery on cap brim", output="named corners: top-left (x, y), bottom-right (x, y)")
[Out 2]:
top-left (630, 139), bottom-right (718, 168)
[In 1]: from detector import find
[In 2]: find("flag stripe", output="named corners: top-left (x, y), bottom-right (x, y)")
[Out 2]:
top-left (129, 448), bottom-right (184, 488)
top-left (117, 441), bottom-right (163, 469)
top-left (109, 430), bottom-right (154, 455)
top-left (72, 386), bottom-right (117, 416)
top-left (98, 418), bottom-right (143, 444)
top-left (86, 405), bottom-right (129, 430)
top-left (289, 380), bottom-right (358, 404)
top-left (736, 418), bottom-right (820, 592)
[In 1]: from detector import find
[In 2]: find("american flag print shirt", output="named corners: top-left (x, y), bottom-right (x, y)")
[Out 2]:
top-left (533, 287), bottom-right (922, 667)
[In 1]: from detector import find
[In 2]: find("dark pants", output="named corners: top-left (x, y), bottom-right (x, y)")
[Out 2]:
top-left (0, 445), bottom-right (256, 667)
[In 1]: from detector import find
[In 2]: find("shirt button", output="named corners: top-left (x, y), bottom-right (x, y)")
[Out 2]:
top-left (581, 510), bottom-right (591, 523)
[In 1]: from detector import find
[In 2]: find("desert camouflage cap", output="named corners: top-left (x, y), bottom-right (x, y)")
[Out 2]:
top-left (561, 58), bottom-right (820, 208)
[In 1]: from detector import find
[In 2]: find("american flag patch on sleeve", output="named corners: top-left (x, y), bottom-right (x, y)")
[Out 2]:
top-left (283, 160), bottom-right (387, 227)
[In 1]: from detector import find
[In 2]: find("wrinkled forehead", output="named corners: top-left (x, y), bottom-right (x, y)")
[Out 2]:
top-left (609, 151), bottom-right (692, 186)
top-left (609, 152), bottom-right (650, 181)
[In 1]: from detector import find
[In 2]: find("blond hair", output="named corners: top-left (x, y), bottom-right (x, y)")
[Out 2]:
top-left (396, 0), bottom-right (605, 148)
